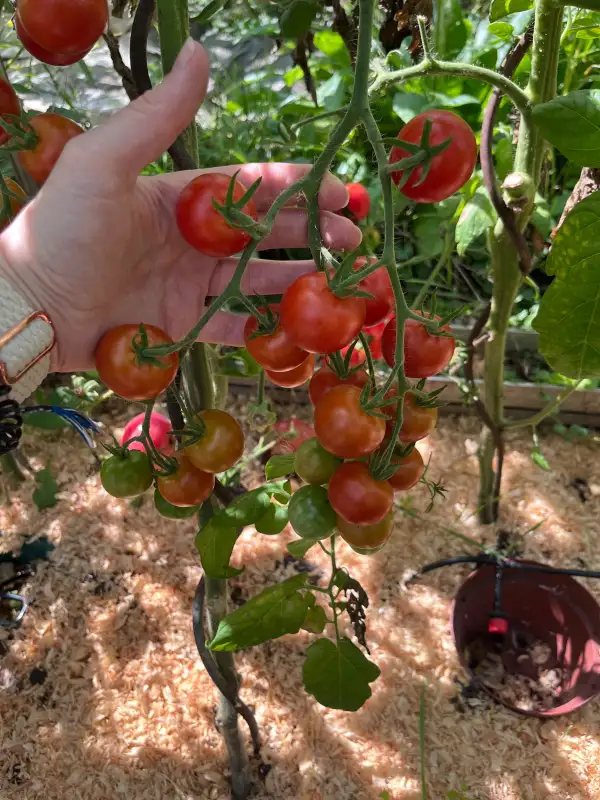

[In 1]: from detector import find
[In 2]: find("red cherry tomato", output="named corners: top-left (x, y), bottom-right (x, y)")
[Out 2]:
top-left (17, 113), bottom-right (84, 185)
top-left (385, 392), bottom-right (438, 443)
top-left (157, 454), bottom-right (215, 508)
top-left (0, 178), bottom-right (27, 231)
top-left (328, 461), bottom-right (393, 525)
top-left (337, 512), bottom-right (394, 553)
top-left (388, 447), bottom-right (425, 491)
top-left (381, 313), bottom-right (455, 378)
top-left (308, 366), bottom-right (369, 407)
top-left (280, 272), bottom-right (366, 354)
top-left (0, 79), bottom-right (20, 147)
top-left (353, 257), bottom-right (394, 327)
top-left (363, 318), bottom-right (390, 361)
top-left (185, 410), bottom-right (244, 473)
top-left (17, 0), bottom-right (108, 57)
top-left (340, 342), bottom-right (366, 367)
top-left (244, 312), bottom-right (306, 372)
top-left (265, 354), bottom-right (315, 388)
top-left (389, 110), bottom-right (477, 203)
top-left (15, 13), bottom-right (89, 65)
top-left (121, 411), bottom-right (173, 455)
top-left (345, 182), bottom-right (371, 220)
top-left (176, 173), bottom-right (257, 258)
top-left (95, 323), bottom-right (179, 401)
top-left (272, 418), bottom-right (315, 454)
top-left (314, 385), bottom-right (385, 459)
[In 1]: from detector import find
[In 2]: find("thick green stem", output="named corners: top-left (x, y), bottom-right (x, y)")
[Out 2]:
top-left (479, 0), bottom-right (563, 523)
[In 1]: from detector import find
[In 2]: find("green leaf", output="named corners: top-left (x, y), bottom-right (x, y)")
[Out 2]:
top-left (531, 193), bottom-right (553, 238)
top-left (218, 348), bottom-right (262, 378)
top-left (495, 137), bottom-right (514, 181)
top-left (301, 603), bottom-right (327, 633)
top-left (435, 0), bottom-right (467, 60)
top-left (194, 516), bottom-right (242, 579)
top-left (532, 91), bottom-right (600, 167)
top-left (488, 21), bottom-right (514, 39)
top-left (490, 0), bottom-right (531, 19)
top-left (531, 448), bottom-right (551, 471)
top-left (317, 73), bottom-right (347, 112)
top-left (265, 453), bottom-right (296, 480)
top-left (221, 489), bottom-right (272, 526)
top-left (191, 0), bottom-right (226, 24)
top-left (255, 503), bottom-right (289, 535)
top-left (281, 0), bottom-right (319, 38)
top-left (287, 538), bottom-right (318, 558)
top-left (23, 410), bottom-right (68, 430)
top-left (392, 92), bottom-right (429, 122)
top-left (302, 637), bottom-right (380, 711)
top-left (533, 193), bottom-right (600, 378)
top-left (313, 31), bottom-right (347, 58)
top-left (455, 188), bottom-right (496, 255)
top-left (489, 0), bottom-right (508, 21)
top-left (32, 467), bottom-right (59, 511)
top-left (208, 574), bottom-right (313, 651)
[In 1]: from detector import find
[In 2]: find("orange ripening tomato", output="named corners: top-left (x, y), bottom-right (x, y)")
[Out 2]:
top-left (0, 178), bottom-right (27, 231)
top-left (16, 0), bottom-right (108, 57)
top-left (185, 410), bottom-right (244, 474)
top-left (337, 512), bottom-right (394, 553)
top-left (265, 354), bottom-right (315, 387)
top-left (176, 173), bottom-right (258, 258)
top-left (328, 461), bottom-right (393, 526)
top-left (382, 312), bottom-right (455, 378)
top-left (0, 79), bottom-right (21, 146)
top-left (384, 392), bottom-right (438, 444)
top-left (352, 257), bottom-right (394, 327)
top-left (314, 385), bottom-right (385, 459)
top-left (15, 13), bottom-right (90, 65)
top-left (388, 447), bottom-right (425, 491)
top-left (95, 323), bottom-right (179, 401)
top-left (157, 455), bottom-right (215, 508)
top-left (244, 312), bottom-right (307, 372)
top-left (17, 113), bottom-right (84, 185)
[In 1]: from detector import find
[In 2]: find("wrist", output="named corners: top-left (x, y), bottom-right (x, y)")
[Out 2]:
top-left (0, 231), bottom-right (56, 401)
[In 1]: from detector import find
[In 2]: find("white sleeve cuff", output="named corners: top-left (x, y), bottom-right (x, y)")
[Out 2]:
top-left (0, 275), bottom-right (53, 403)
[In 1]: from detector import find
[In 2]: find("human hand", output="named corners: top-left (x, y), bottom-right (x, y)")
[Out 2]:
top-left (0, 39), bottom-right (360, 373)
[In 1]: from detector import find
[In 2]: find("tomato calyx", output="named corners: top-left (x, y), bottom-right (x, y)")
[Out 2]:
top-left (1, 114), bottom-right (38, 151)
top-left (211, 172), bottom-right (267, 241)
top-left (385, 118), bottom-right (453, 190)
top-left (410, 381), bottom-right (445, 409)
top-left (133, 323), bottom-right (180, 364)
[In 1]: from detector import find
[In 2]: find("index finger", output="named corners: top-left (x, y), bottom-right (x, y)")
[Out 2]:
top-left (156, 163), bottom-right (349, 212)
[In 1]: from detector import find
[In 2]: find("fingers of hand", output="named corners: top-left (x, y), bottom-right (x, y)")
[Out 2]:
top-left (257, 209), bottom-right (361, 252)
top-left (207, 259), bottom-right (316, 298)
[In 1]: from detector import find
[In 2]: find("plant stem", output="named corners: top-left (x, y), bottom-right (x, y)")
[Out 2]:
top-left (504, 383), bottom-right (581, 429)
top-left (479, 0), bottom-right (563, 523)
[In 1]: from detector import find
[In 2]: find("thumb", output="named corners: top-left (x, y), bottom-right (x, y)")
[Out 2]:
top-left (77, 39), bottom-right (209, 179)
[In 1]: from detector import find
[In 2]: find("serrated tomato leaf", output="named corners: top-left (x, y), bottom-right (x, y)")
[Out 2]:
top-left (533, 193), bottom-right (600, 378)
top-left (208, 574), bottom-right (312, 651)
top-left (532, 91), bottom-right (600, 167)
top-left (302, 637), bottom-right (380, 711)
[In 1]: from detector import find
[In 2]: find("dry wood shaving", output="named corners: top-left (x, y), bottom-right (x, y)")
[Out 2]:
top-left (0, 400), bottom-right (599, 800)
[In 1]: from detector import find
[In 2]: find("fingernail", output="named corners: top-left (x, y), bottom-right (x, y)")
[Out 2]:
top-left (173, 37), bottom-right (197, 74)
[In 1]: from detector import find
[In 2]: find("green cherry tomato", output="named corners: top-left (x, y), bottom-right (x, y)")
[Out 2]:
top-left (287, 485), bottom-right (336, 540)
top-left (294, 438), bottom-right (342, 485)
top-left (154, 488), bottom-right (199, 519)
top-left (101, 450), bottom-right (153, 498)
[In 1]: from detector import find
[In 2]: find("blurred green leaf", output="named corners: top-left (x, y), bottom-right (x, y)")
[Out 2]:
top-left (32, 467), bottom-right (59, 511)
top-left (456, 188), bottom-right (496, 255)
top-left (281, 0), bottom-right (319, 38)
top-left (488, 22), bottom-right (514, 39)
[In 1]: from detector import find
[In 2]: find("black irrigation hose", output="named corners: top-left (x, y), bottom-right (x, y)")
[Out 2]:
top-left (416, 554), bottom-right (600, 582)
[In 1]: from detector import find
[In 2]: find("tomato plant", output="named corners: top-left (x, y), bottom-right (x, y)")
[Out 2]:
top-left (382, 313), bottom-right (455, 378)
top-left (157, 455), bottom-right (215, 508)
top-left (0, 178), bottom-right (27, 230)
top-left (337, 512), bottom-right (394, 553)
top-left (185, 409), bottom-right (244, 473)
top-left (176, 173), bottom-right (257, 258)
top-left (244, 312), bottom-right (306, 372)
top-left (314, 385), bottom-right (385, 459)
top-left (280, 272), bottom-right (366, 354)
top-left (17, 113), bottom-right (84, 185)
top-left (328, 461), bottom-right (393, 526)
top-left (388, 447), bottom-right (425, 491)
top-left (121, 411), bottom-right (172, 454)
top-left (100, 451), bottom-right (153, 499)
top-left (345, 182), bottom-right (370, 220)
top-left (294, 437), bottom-right (341, 485)
top-left (0, 79), bottom-right (20, 146)
top-left (15, 13), bottom-right (90, 64)
top-left (265, 354), bottom-right (315, 387)
top-left (389, 110), bottom-right (477, 203)
top-left (353, 257), bottom-right (394, 327)
top-left (288, 484), bottom-right (336, 540)
top-left (16, 0), bottom-right (108, 57)
top-left (308, 366), bottom-right (368, 406)
top-left (95, 324), bottom-right (179, 401)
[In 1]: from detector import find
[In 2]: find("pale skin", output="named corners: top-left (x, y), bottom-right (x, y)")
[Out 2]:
top-left (0, 39), bottom-right (361, 373)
